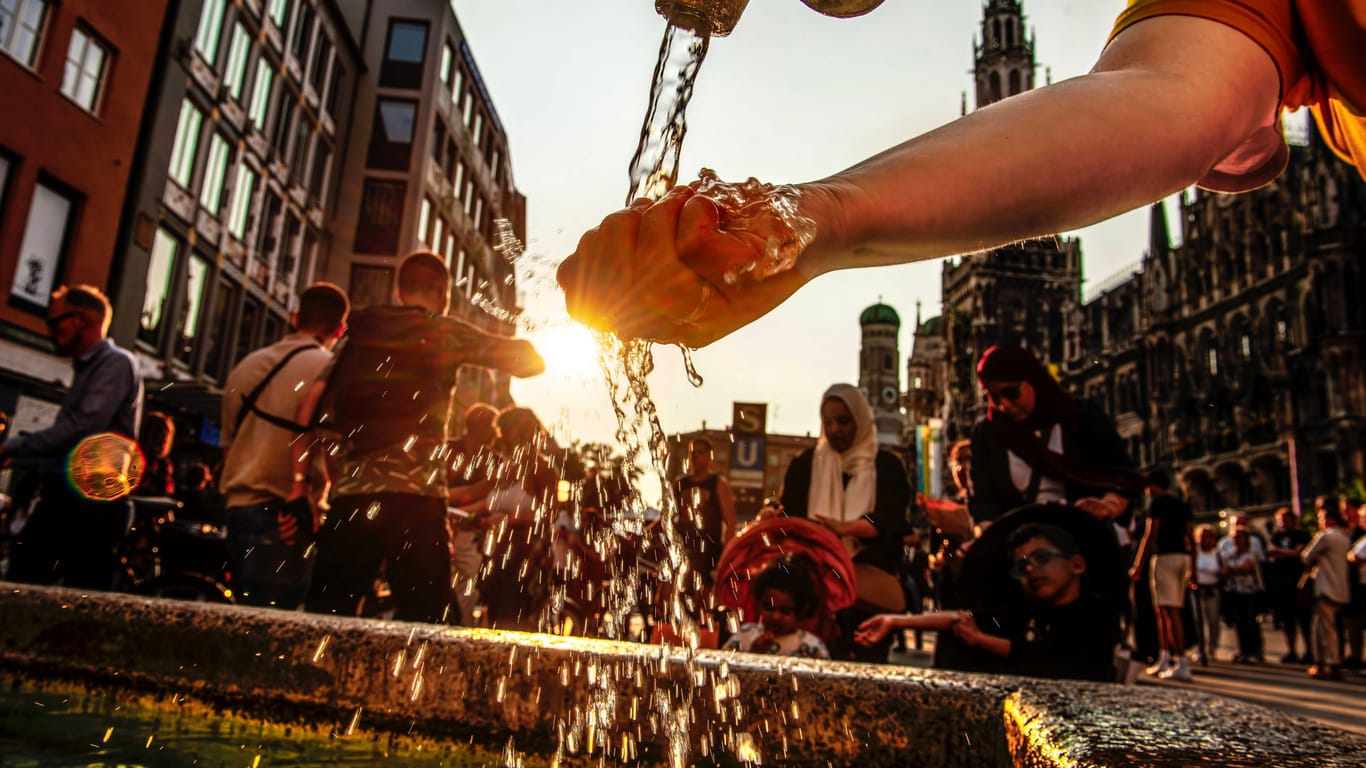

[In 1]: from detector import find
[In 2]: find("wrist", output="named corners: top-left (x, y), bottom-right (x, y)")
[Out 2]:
top-left (793, 180), bottom-right (850, 281)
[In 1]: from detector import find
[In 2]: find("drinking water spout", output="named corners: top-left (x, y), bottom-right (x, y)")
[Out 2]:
top-left (654, 0), bottom-right (884, 37)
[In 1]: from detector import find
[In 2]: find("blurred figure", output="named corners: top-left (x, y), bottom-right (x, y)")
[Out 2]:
top-left (221, 282), bottom-right (348, 610)
top-left (1303, 499), bottom-right (1351, 680)
top-left (1347, 507), bottom-right (1366, 670)
top-left (480, 406), bottom-right (560, 632)
top-left (1191, 524), bottom-right (1223, 665)
top-left (135, 411), bottom-right (175, 497)
top-left (1340, 499), bottom-right (1365, 669)
top-left (895, 525), bottom-right (931, 653)
top-left (671, 438), bottom-right (737, 627)
top-left (1222, 526), bottom-right (1265, 665)
top-left (299, 253), bottom-right (542, 624)
top-left (446, 403), bottom-right (501, 625)
top-left (0, 285), bottom-right (143, 590)
top-left (1265, 506), bottom-right (1313, 663)
top-left (1129, 469), bottom-right (1193, 680)
top-left (176, 462), bottom-right (226, 526)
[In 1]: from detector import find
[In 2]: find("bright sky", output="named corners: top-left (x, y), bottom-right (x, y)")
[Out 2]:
top-left (450, 0), bottom-right (1145, 446)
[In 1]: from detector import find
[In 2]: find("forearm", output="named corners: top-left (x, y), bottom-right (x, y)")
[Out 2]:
top-left (795, 18), bottom-right (1275, 278)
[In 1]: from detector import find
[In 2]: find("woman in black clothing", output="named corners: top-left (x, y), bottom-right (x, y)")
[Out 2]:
top-left (969, 345), bottom-right (1141, 526)
top-left (781, 383), bottom-right (910, 662)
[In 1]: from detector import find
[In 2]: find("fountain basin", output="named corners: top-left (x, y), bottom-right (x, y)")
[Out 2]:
top-left (2, 583), bottom-right (1364, 766)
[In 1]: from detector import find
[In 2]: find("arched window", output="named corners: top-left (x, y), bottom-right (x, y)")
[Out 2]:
top-left (1008, 69), bottom-right (1020, 96)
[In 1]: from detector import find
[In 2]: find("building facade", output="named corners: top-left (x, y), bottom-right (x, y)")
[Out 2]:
top-left (1062, 127), bottom-right (1366, 516)
top-left (112, 0), bottom-right (363, 431)
top-left (327, 0), bottom-right (527, 410)
top-left (0, 0), bottom-right (170, 430)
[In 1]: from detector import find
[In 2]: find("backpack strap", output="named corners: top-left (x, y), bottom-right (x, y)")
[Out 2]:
top-left (234, 343), bottom-right (320, 435)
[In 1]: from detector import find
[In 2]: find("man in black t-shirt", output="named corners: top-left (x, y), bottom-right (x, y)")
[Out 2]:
top-left (1266, 506), bottom-right (1313, 663)
top-left (1129, 470), bottom-right (1193, 679)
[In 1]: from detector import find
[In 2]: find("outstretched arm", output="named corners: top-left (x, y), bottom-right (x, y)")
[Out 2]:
top-left (560, 15), bottom-right (1280, 347)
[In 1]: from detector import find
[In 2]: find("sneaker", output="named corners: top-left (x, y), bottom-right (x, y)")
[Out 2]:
top-left (1159, 658), bottom-right (1193, 681)
top-left (1145, 655), bottom-right (1173, 676)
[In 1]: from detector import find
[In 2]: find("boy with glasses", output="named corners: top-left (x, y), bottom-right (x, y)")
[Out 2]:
top-left (856, 522), bottom-right (1119, 681)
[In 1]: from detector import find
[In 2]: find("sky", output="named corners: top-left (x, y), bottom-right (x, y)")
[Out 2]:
top-left (448, 0), bottom-right (1150, 447)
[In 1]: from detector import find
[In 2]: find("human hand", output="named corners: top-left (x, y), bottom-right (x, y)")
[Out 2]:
top-left (1128, 565), bottom-right (1143, 583)
top-left (813, 515), bottom-right (845, 535)
top-left (1075, 496), bottom-right (1122, 520)
top-left (951, 613), bottom-right (983, 646)
top-left (854, 614), bottom-right (895, 646)
top-left (278, 497), bottom-right (316, 548)
top-left (558, 182), bottom-right (810, 348)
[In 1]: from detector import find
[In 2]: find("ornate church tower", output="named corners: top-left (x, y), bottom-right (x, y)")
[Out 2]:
top-left (974, 0), bottom-right (1035, 108)
top-left (859, 302), bottom-right (903, 447)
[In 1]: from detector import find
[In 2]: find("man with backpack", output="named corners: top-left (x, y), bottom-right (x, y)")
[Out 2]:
top-left (221, 282), bottom-right (349, 609)
top-left (297, 252), bottom-right (544, 624)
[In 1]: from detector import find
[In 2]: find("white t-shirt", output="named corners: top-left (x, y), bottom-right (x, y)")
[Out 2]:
top-left (722, 623), bottom-right (830, 659)
top-left (1008, 423), bottom-right (1066, 504)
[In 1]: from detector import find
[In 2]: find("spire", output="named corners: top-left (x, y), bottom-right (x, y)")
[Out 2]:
top-left (1148, 200), bottom-right (1171, 259)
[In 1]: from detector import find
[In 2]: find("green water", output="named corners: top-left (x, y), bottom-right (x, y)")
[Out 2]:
top-left (0, 682), bottom-right (543, 768)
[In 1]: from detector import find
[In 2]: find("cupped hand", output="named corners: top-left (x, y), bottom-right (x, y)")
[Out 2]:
top-left (854, 614), bottom-right (894, 646)
top-left (558, 186), bottom-right (808, 348)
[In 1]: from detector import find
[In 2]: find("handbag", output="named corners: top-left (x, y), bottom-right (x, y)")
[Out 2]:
top-left (853, 562), bottom-right (906, 613)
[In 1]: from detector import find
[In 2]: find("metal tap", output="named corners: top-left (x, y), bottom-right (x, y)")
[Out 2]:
top-left (655, 0), bottom-right (884, 37)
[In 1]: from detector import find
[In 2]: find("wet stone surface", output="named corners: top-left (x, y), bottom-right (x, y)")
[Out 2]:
top-left (3, 583), bottom-right (1366, 766)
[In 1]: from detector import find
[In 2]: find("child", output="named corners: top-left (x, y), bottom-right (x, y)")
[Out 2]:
top-left (723, 554), bottom-right (830, 659)
top-left (856, 523), bottom-right (1119, 682)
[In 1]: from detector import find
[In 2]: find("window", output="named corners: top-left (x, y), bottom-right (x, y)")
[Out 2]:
top-left (200, 133), bottom-right (231, 213)
top-left (139, 229), bottom-right (178, 347)
top-left (290, 2), bottom-right (315, 62)
top-left (267, 0), bottom-right (289, 27)
top-left (0, 153), bottom-right (11, 211)
top-left (175, 256), bottom-right (209, 364)
top-left (222, 24), bottom-right (251, 100)
top-left (380, 20), bottom-right (427, 88)
top-left (277, 214), bottom-right (299, 279)
top-left (248, 58), bottom-right (274, 129)
top-left (366, 98), bottom-right (416, 171)
top-left (271, 95), bottom-right (294, 155)
top-left (432, 217), bottom-right (443, 254)
top-left (234, 297), bottom-right (262, 367)
top-left (227, 164), bottom-right (257, 239)
top-left (11, 181), bottom-right (74, 309)
top-left (472, 112), bottom-right (484, 144)
top-left (0, 0), bottom-right (48, 67)
top-left (326, 64), bottom-right (344, 116)
top-left (308, 35), bottom-right (331, 93)
top-left (307, 142), bottom-right (330, 205)
top-left (202, 278), bottom-right (238, 382)
top-left (193, 0), bottom-right (224, 63)
top-left (418, 197), bottom-right (431, 246)
top-left (289, 114), bottom-right (311, 185)
top-left (440, 42), bottom-right (453, 84)
top-left (61, 27), bottom-right (109, 113)
top-left (349, 265), bottom-right (392, 309)
top-left (451, 65), bottom-right (464, 105)
top-left (256, 191), bottom-right (282, 260)
top-left (354, 178), bottom-right (405, 255)
top-left (168, 99), bottom-right (203, 188)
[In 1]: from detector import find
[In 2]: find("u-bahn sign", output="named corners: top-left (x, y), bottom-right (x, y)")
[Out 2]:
top-left (730, 402), bottom-right (766, 489)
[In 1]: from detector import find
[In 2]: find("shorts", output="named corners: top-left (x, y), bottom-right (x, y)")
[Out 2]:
top-left (1150, 552), bottom-right (1191, 608)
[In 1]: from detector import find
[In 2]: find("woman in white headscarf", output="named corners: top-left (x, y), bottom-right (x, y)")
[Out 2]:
top-left (781, 383), bottom-right (910, 661)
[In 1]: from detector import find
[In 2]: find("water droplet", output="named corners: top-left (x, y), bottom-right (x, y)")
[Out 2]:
top-left (366, 501), bottom-right (380, 520)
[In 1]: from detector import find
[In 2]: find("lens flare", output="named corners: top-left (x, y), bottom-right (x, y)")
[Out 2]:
top-left (67, 432), bottom-right (145, 501)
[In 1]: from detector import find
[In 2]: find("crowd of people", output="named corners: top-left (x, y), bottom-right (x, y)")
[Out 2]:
top-left (5, 271), bottom-right (1366, 691)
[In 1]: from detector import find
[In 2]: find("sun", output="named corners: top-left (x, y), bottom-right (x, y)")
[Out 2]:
top-left (528, 323), bottom-right (605, 382)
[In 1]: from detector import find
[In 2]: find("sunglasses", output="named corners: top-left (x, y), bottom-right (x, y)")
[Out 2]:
top-left (984, 384), bottom-right (1023, 404)
top-left (45, 311), bottom-right (83, 329)
top-left (1008, 548), bottom-right (1070, 580)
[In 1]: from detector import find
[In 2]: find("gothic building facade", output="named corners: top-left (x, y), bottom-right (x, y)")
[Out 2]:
top-left (1063, 127), bottom-right (1366, 516)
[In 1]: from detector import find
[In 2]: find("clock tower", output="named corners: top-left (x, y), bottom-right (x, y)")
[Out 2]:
top-left (859, 302), bottom-right (903, 447)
